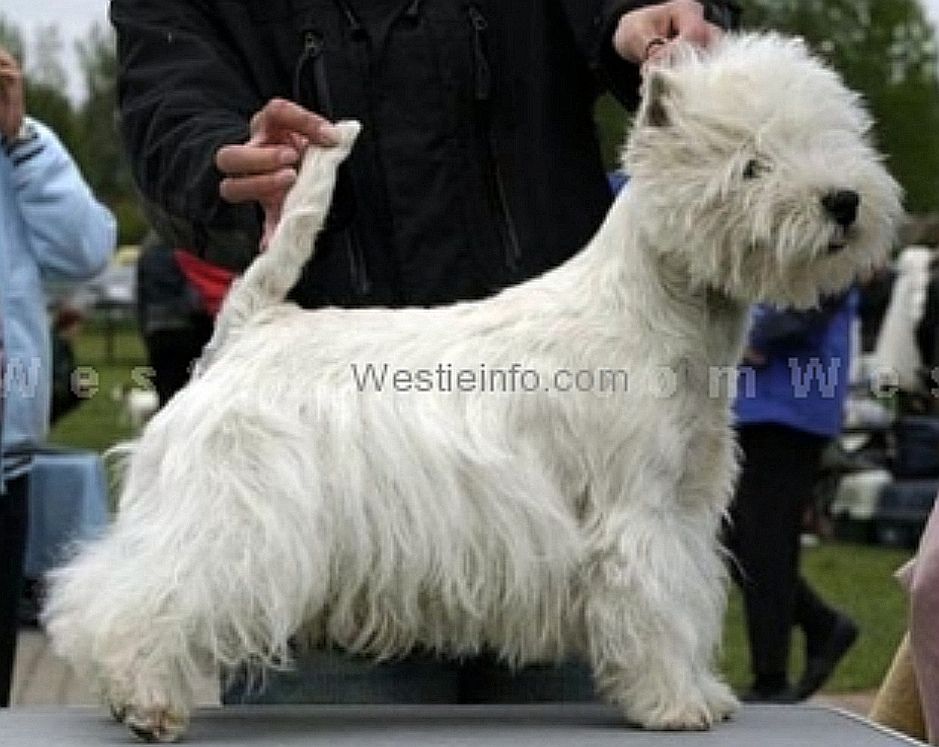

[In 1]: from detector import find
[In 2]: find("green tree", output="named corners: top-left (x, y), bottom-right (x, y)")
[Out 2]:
top-left (0, 16), bottom-right (77, 158)
top-left (74, 23), bottom-right (147, 244)
top-left (0, 15), bottom-right (144, 242)
top-left (0, 13), bottom-right (24, 62)
top-left (25, 24), bottom-right (77, 153)
top-left (595, 1), bottom-right (939, 214)
top-left (740, 0), bottom-right (939, 213)
top-left (29, 24), bottom-right (67, 92)
top-left (24, 80), bottom-right (77, 153)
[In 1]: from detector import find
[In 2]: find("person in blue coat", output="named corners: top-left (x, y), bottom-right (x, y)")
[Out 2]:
top-left (0, 45), bottom-right (116, 707)
top-left (727, 291), bottom-right (860, 702)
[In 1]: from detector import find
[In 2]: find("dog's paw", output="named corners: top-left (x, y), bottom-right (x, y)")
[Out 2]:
top-left (124, 707), bottom-right (188, 743)
top-left (621, 685), bottom-right (723, 731)
top-left (109, 702), bottom-right (128, 723)
top-left (635, 700), bottom-right (714, 731)
top-left (700, 677), bottom-right (739, 723)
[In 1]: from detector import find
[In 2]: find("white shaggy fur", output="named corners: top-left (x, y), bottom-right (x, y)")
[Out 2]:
top-left (43, 33), bottom-right (902, 742)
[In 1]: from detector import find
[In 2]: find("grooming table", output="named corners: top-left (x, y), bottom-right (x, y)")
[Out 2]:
top-left (0, 704), bottom-right (922, 746)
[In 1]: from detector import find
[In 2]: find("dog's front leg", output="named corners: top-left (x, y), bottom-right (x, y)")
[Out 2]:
top-left (583, 501), bottom-right (737, 730)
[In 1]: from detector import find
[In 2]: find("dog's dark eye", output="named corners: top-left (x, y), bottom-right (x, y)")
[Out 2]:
top-left (743, 159), bottom-right (769, 179)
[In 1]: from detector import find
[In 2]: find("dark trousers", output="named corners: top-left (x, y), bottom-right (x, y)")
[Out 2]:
top-left (0, 474), bottom-right (28, 707)
top-left (726, 424), bottom-right (838, 687)
top-left (143, 314), bottom-right (213, 407)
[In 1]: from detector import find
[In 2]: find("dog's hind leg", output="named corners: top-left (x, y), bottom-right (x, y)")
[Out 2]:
top-left (43, 525), bottom-right (202, 742)
top-left (583, 499), bottom-right (736, 730)
top-left (44, 417), bottom-right (332, 742)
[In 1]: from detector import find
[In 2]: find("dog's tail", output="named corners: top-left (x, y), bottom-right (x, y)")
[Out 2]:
top-left (195, 120), bottom-right (361, 373)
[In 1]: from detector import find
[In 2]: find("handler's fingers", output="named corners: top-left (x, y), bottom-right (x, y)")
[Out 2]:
top-left (0, 48), bottom-right (18, 67)
top-left (250, 98), bottom-right (340, 146)
top-left (613, 6), bottom-right (673, 64)
top-left (219, 168), bottom-right (296, 204)
top-left (674, 13), bottom-right (720, 48)
top-left (618, 0), bottom-right (722, 65)
top-left (215, 142), bottom-right (298, 177)
top-left (666, 0), bottom-right (722, 47)
top-left (287, 131), bottom-right (310, 154)
top-left (0, 63), bottom-right (23, 84)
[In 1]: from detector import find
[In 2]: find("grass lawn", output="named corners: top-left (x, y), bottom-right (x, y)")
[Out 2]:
top-left (49, 317), bottom-right (913, 694)
top-left (721, 543), bottom-right (912, 693)
top-left (49, 314), bottom-right (149, 453)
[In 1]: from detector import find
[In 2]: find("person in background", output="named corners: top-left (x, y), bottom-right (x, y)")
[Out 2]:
top-left (109, 0), bottom-right (738, 705)
top-left (727, 293), bottom-right (860, 703)
top-left (0, 44), bottom-right (116, 707)
top-left (135, 231), bottom-right (214, 406)
top-left (49, 305), bottom-right (86, 425)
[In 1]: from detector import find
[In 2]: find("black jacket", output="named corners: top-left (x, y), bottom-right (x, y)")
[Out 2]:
top-left (111, 0), bottom-right (738, 308)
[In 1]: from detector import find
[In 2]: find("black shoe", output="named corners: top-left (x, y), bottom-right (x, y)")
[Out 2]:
top-left (795, 614), bottom-right (858, 700)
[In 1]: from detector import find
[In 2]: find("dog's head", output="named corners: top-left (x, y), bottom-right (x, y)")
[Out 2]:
top-left (623, 32), bottom-right (904, 309)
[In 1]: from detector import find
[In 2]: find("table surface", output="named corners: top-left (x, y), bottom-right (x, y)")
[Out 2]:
top-left (0, 703), bottom-right (922, 746)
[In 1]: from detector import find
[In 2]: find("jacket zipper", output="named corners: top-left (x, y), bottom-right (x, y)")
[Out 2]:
top-left (297, 30), bottom-right (334, 118)
top-left (295, 26), bottom-right (371, 297)
top-left (467, 5), bottom-right (521, 272)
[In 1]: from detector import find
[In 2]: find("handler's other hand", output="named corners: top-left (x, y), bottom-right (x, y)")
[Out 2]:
top-left (0, 46), bottom-right (25, 142)
top-left (613, 0), bottom-right (721, 68)
top-left (216, 98), bottom-right (340, 248)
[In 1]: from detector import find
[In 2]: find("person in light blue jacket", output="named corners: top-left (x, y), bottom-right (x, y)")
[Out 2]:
top-left (1, 44), bottom-right (116, 707)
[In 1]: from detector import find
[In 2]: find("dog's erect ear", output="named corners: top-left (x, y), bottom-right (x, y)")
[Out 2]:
top-left (641, 70), bottom-right (675, 128)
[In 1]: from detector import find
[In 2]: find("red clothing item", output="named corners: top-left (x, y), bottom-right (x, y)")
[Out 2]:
top-left (174, 250), bottom-right (235, 317)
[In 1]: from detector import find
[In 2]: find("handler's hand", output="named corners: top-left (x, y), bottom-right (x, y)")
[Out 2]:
top-left (0, 46), bottom-right (25, 141)
top-left (612, 0), bottom-right (721, 67)
top-left (216, 98), bottom-right (340, 248)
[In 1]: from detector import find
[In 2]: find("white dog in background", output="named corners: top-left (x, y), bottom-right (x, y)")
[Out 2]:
top-left (43, 33), bottom-right (902, 742)
top-left (111, 384), bottom-right (160, 430)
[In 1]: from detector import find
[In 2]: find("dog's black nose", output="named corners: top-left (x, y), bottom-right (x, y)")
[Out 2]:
top-left (822, 190), bottom-right (860, 228)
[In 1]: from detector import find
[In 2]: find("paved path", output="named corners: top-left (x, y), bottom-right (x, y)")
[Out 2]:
top-left (10, 629), bottom-right (875, 716)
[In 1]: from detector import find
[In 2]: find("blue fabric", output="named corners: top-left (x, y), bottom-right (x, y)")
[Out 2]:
top-left (734, 291), bottom-right (857, 438)
top-left (0, 120), bottom-right (115, 488)
top-left (23, 447), bottom-right (109, 577)
top-left (607, 171), bottom-right (629, 195)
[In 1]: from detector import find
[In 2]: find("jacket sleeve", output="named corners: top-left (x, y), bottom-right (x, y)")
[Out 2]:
top-left (110, 0), bottom-right (261, 271)
top-left (9, 120), bottom-right (116, 281)
top-left (561, 0), bottom-right (741, 109)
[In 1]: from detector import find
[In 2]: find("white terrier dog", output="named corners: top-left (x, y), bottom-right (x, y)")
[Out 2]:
top-left (43, 33), bottom-right (902, 742)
